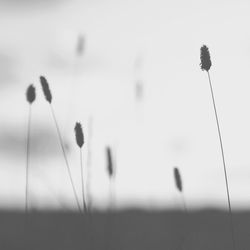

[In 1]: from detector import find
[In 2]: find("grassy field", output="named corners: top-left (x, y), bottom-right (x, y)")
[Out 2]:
top-left (0, 208), bottom-right (248, 250)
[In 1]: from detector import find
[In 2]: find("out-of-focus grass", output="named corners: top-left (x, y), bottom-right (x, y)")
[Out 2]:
top-left (0, 209), bottom-right (247, 250)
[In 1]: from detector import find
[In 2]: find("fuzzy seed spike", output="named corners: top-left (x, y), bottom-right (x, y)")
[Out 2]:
top-left (174, 167), bottom-right (182, 192)
top-left (200, 45), bottom-right (212, 71)
top-left (40, 76), bottom-right (52, 103)
top-left (106, 146), bottom-right (114, 178)
top-left (26, 84), bottom-right (36, 104)
top-left (74, 122), bottom-right (84, 148)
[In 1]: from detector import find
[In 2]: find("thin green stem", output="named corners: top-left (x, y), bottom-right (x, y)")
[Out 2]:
top-left (207, 71), bottom-right (236, 250)
top-left (25, 105), bottom-right (32, 213)
top-left (80, 148), bottom-right (88, 213)
top-left (50, 104), bottom-right (81, 212)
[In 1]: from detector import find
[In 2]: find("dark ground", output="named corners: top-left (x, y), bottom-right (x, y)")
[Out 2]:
top-left (0, 208), bottom-right (248, 250)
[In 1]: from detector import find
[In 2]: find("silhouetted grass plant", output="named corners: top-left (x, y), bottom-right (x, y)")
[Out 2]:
top-left (74, 122), bottom-right (87, 213)
top-left (106, 146), bottom-right (114, 178)
top-left (173, 167), bottom-right (187, 213)
top-left (86, 116), bottom-right (93, 210)
top-left (173, 167), bottom-right (190, 250)
top-left (105, 145), bottom-right (116, 250)
top-left (75, 122), bottom-right (94, 250)
top-left (25, 84), bottom-right (36, 213)
top-left (200, 45), bottom-right (236, 250)
top-left (106, 146), bottom-right (115, 209)
top-left (40, 76), bottom-right (81, 212)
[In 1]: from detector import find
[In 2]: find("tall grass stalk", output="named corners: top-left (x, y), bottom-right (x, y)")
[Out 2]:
top-left (25, 84), bottom-right (36, 213)
top-left (74, 122), bottom-right (87, 212)
top-left (106, 146), bottom-right (115, 209)
top-left (105, 146), bottom-right (116, 250)
top-left (80, 148), bottom-right (87, 212)
top-left (75, 122), bottom-right (94, 250)
top-left (173, 167), bottom-right (187, 213)
top-left (25, 105), bottom-right (31, 213)
top-left (86, 116), bottom-right (93, 209)
top-left (200, 45), bottom-right (236, 250)
top-left (173, 167), bottom-right (189, 250)
top-left (40, 76), bottom-right (81, 212)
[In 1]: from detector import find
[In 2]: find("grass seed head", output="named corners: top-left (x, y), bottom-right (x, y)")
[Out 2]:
top-left (174, 167), bottom-right (182, 192)
top-left (106, 146), bottom-right (114, 178)
top-left (200, 45), bottom-right (212, 71)
top-left (26, 84), bottom-right (36, 104)
top-left (74, 122), bottom-right (84, 148)
top-left (40, 76), bottom-right (52, 103)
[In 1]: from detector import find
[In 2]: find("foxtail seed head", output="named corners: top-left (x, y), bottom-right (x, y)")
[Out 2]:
top-left (106, 146), bottom-right (114, 178)
top-left (174, 167), bottom-right (182, 192)
top-left (74, 122), bottom-right (84, 148)
top-left (200, 45), bottom-right (212, 71)
top-left (40, 76), bottom-right (52, 103)
top-left (26, 84), bottom-right (36, 104)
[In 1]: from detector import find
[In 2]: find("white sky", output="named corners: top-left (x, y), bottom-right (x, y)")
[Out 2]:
top-left (0, 0), bottom-right (250, 210)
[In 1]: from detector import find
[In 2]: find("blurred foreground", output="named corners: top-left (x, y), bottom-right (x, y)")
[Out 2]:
top-left (0, 208), bottom-right (248, 250)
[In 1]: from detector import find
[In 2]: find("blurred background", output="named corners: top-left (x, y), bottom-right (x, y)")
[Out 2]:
top-left (0, 0), bottom-right (250, 211)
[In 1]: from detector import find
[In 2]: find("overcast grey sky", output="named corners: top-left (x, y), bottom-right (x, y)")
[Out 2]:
top-left (0, 0), bottom-right (250, 210)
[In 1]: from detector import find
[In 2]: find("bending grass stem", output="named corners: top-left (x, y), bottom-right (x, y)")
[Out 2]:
top-left (86, 117), bottom-right (93, 209)
top-left (80, 148), bottom-right (88, 213)
top-left (50, 104), bottom-right (81, 212)
top-left (25, 105), bottom-right (32, 213)
top-left (207, 71), bottom-right (236, 250)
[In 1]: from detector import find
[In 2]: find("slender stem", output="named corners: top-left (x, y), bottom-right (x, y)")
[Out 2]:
top-left (80, 147), bottom-right (93, 249)
top-left (25, 105), bottom-right (32, 213)
top-left (50, 104), bottom-right (81, 212)
top-left (181, 193), bottom-right (188, 215)
top-left (82, 148), bottom-right (94, 250)
top-left (178, 193), bottom-right (188, 250)
top-left (207, 71), bottom-right (236, 250)
top-left (86, 116), bottom-right (93, 209)
top-left (80, 148), bottom-right (88, 213)
top-left (109, 177), bottom-right (115, 211)
top-left (105, 177), bottom-right (115, 250)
